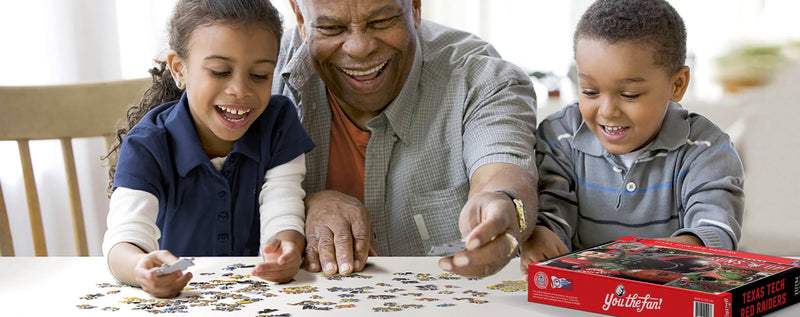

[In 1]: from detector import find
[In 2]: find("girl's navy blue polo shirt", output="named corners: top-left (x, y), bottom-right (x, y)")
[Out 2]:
top-left (113, 93), bottom-right (314, 257)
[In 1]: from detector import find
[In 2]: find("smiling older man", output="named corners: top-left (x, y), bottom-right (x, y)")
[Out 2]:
top-left (273, 0), bottom-right (541, 278)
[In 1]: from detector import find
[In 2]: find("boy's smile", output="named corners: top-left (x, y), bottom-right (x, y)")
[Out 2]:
top-left (575, 38), bottom-right (689, 155)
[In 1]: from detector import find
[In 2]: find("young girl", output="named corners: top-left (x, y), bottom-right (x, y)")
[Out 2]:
top-left (102, 0), bottom-right (314, 298)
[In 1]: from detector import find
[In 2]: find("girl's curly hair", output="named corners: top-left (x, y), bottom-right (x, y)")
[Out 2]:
top-left (102, 0), bottom-right (284, 195)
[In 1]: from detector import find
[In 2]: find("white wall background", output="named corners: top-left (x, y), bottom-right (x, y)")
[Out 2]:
top-left (1, 0), bottom-right (799, 256)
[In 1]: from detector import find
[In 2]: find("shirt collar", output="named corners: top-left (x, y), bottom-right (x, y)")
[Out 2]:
top-left (573, 101), bottom-right (689, 156)
top-left (165, 92), bottom-right (261, 177)
top-left (280, 32), bottom-right (318, 100)
top-left (375, 41), bottom-right (422, 143)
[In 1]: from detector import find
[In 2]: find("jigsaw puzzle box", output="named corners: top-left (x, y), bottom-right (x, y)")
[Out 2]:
top-left (527, 236), bottom-right (800, 317)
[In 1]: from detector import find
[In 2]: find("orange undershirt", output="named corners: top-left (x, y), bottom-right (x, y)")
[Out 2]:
top-left (326, 90), bottom-right (369, 202)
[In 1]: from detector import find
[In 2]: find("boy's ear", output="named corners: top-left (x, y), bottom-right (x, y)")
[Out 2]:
top-left (166, 50), bottom-right (185, 86)
top-left (670, 66), bottom-right (691, 102)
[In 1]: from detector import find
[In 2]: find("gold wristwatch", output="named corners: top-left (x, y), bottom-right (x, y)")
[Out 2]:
top-left (496, 190), bottom-right (526, 233)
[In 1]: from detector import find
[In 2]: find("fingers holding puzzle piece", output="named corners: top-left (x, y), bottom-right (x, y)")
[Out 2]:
top-left (428, 240), bottom-right (466, 257)
top-left (150, 257), bottom-right (195, 276)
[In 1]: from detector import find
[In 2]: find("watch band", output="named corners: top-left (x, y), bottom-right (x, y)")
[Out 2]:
top-left (496, 190), bottom-right (527, 234)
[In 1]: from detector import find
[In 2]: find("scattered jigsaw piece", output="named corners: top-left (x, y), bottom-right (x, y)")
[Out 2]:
top-left (427, 240), bottom-right (466, 257)
top-left (487, 280), bottom-right (527, 292)
top-left (150, 257), bottom-right (195, 276)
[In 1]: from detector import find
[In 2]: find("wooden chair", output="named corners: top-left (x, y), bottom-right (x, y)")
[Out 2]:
top-left (0, 78), bottom-right (149, 256)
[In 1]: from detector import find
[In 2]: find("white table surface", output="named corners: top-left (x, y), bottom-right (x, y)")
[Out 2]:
top-left (0, 256), bottom-right (798, 316)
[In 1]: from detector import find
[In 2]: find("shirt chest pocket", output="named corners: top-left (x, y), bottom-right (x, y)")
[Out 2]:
top-left (408, 181), bottom-right (469, 254)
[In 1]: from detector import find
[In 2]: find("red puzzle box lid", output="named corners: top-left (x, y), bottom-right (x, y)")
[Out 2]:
top-left (527, 236), bottom-right (800, 316)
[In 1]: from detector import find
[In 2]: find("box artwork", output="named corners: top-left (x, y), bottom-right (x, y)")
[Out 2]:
top-left (528, 236), bottom-right (800, 317)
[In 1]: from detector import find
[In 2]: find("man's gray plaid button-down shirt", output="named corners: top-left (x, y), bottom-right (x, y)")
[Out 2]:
top-left (273, 20), bottom-right (537, 256)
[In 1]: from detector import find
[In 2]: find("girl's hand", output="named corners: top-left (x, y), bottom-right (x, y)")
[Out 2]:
top-left (253, 231), bottom-right (304, 283)
top-left (134, 250), bottom-right (193, 298)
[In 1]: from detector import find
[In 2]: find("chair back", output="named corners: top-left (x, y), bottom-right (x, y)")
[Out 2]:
top-left (0, 78), bottom-right (149, 256)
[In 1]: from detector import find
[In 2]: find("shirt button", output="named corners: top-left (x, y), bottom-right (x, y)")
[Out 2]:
top-left (218, 191), bottom-right (228, 199)
top-left (391, 135), bottom-right (399, 142)
top-left (218, 212), bottom-right (229, 222)
top-left (218, 233), bottom-right (229, 241)
top-left (625, 182), bottom-right (637, 192)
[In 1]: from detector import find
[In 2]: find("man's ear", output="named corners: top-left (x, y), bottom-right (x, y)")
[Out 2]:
top-left (166, 50), bottom-right (185, 87)
top-left (412, 0), bottom-right (421, 28)
top-left (289, 0), bottom-right (307, 42)
top-left (670, 65), bottom-right (691, 102)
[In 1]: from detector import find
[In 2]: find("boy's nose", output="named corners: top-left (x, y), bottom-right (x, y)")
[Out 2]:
top-left (597, 97), bottom-right (621, 118)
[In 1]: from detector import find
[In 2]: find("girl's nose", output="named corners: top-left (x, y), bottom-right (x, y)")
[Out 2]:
top-left (226, 75), bottom-right (252, 99)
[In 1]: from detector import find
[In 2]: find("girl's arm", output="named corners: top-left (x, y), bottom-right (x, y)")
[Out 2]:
top-left (258, 154), bottom-right (307, 249)
top-left (253, 154), bottom-right (308, 282)
top-left (103, 187), bottom-right (161, 284)
top-left (104, 187), bottom-right (192, 298)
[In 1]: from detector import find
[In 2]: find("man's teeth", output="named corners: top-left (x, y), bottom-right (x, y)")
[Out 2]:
top-left (217, 106), bottom-right (250, 115)
top-left (342, 61), bottom-right (387, 76)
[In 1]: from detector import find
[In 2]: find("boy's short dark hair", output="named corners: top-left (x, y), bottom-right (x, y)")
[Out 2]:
top-left (574, 0), bottom-right (687, 75)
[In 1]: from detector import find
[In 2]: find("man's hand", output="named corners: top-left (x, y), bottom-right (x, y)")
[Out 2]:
top-left (519, 225), bottom-right (569, 279)
top-left (134, 250), bottom-right (193, 298)
top-left (437, 163), bottom-right (536, 278)
top-left (438, 191), bottom-right (521, 277)
top-left (304, 190), bottom-right (375, 275)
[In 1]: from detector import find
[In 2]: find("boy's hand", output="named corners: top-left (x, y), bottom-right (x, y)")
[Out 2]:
top-left (520, 225), bottom-right (569, 279)
top-left (657, 234), bottom-right (704, 246)
top-left (253, 231), bottom-right (304, 283)
top-left (134, 250), bottom-right (193, 298)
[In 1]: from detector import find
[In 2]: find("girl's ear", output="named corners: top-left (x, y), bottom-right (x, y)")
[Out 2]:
top-left (166, 50), bottom-right (185, 89)
top-left (670, 65), bottom-right (691, 102)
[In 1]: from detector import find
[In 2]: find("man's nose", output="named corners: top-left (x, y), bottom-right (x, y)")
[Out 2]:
top-left (341, 30), bottom-right (378, 60)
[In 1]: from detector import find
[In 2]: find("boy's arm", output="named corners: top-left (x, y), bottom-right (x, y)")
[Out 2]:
top-left (259, 154), bottom-right (307, 250)
top-left (532, 119), bottom-right (579, 249)
top-left (674, 130), bottom-right (744, 250)
top-left (520, 118), bottom-right (579, 275)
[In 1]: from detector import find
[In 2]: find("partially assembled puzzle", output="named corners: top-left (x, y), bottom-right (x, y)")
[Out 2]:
top-left (76, 258), bottom-right (527, 315)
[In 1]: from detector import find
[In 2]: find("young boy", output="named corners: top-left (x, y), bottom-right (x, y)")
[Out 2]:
top-left (522, 0), bottom-right (744, 269)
